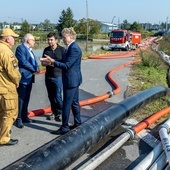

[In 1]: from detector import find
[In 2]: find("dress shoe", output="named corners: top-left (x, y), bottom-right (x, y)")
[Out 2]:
top-left (69, 124), bottom-right (81, 130)
top-left (47, 113), bottom-right (55, 120)
top-left (22, 118), bottom-right (35, 123)
top-left (0, 139), bottom-right (18, 146)
top-left (47, 113), bottom-right (61, 122)
top-left (14, 121), bottom-right (24, 129)
top-left (50, 129), bottom-right (68, 135)
top-left (54, 115), bottom-right (61, 122)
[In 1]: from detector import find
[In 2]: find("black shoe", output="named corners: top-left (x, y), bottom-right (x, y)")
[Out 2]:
top-left (47, 113), bottom-right (61, 121)
top-left (55, 115), bottom-right (61, 122)
top-left (47, 113), bottom-right (55, 120)
top-left (0, 139), bottom-right (18, 146)
top-left (23, 118), bottom-right (35, 123)
top-left (69, 124), bottom-right (81, 130)
top-left (50, 129), bottom-right (68, 135)
top-left (14, 121), bottom-right (24, 129)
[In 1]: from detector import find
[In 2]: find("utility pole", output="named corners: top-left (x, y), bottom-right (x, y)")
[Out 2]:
top-left (85, 0), bottom-right (88, 53)
top-left (111, 16), bottom-right (116, 30)
top-left (118, 17), bottom-right (120, 29)
top-left (166, 16), bottom-right (169, 31)
top-left (8, 17), bottom-right (10, 28)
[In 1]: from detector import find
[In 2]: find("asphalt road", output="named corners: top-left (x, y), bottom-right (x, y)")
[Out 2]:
top-left (0, 54), bottom-right (159, 170)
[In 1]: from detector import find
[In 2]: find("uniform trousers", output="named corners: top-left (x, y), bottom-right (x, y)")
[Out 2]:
top-left (0, 92), bottom-right (18, 144)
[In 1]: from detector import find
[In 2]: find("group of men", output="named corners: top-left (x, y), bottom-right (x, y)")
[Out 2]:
top-left (0, 27), bottom-right (82, 146)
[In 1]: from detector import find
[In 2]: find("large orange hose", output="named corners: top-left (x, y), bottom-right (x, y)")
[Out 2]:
top-left (28, 57), bottom-right (139, 117)
top-left (37, 70), bottom-right (46, 75)
top-left (108, 59), bottom-right (140, 95)
top-left (88, 51), bottom-right (136, 59)
top-left (133, 106), bottom-right (170, 133)
top-left (28, 107), bottom-right (51, 116)
top-left (79, 93), bottom-right (110, 106)
top-left (28, 38), bottom-right (155, 118)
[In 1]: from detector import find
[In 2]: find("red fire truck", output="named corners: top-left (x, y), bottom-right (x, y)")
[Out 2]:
top-left (108, 29), bottom-right (141, 51)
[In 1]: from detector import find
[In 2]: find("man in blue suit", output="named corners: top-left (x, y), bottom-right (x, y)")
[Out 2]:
top-left (40, 27), bottom-right (82, 135)
top-left (14, 33), bottom-right (39, 128)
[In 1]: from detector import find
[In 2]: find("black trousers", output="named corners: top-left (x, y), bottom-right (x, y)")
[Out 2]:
top-left (17, 83), bottom-right (32, 121)
top-left (61, 86), bottom-right (81, 132)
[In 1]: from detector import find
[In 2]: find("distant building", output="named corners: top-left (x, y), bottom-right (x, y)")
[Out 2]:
top-left (140, 23), bottom-right (159, 31)
top-left (13, 25), bottom-right (21, 30)
top-left (4, 24), bottom-right (10, 28)
top-left (3, 24), bottom-right (21, 30)
top-left (100, 22), bottom-right (118, 33)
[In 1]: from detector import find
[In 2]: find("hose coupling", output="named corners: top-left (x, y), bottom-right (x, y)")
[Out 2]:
top-left (107, 91), bottom-right (114, 98)
top-left (159, 124), bottom-right (170, 133)
top-left (126, 128), bottom-right (135, 140)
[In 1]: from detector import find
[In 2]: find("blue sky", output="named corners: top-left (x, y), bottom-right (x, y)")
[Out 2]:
top-left (0, 0), bottom-right (169, 25)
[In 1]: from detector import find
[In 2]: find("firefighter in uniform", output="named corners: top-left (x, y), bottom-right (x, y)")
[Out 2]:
top-left (0, 28), bottom-right (21, 146)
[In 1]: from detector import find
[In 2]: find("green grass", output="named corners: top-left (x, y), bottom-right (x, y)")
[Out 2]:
top-left (158, 34), bottom-right (170, 55)
top-left (128, 45), bottom-right (170, 126)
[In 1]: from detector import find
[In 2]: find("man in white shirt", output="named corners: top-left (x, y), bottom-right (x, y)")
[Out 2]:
top-left (14, 33), bottom-right (39, 128)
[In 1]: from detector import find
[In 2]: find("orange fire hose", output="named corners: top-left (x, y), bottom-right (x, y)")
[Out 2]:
top-left (108, 59), bottom-right (140, 95)
top-left (37, 69), bottom-right (46, 75)
top-left (28, 56), bottom-right (140, 117)
top-left (88, 51), bottom-right (136, 59)
top-left (133, 106), bottom-right (170, 133)
top-left (28, 37), bottom-right (156, 119)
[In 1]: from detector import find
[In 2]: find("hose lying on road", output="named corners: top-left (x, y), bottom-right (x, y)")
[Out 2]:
top-left (5, 86), bottom-right (170, 170)
top-left (28, 58), bottom-right (140, 117)
top-left (28, 37), bottom-right (154, 117)
top-left (78, 106), bottom-right (170, 170)
top-left (88, 51), bottom-right (135, 59)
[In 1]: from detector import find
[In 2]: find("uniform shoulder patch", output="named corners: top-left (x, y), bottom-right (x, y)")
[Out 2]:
top-left (12, 59), bottom-right (18, 68)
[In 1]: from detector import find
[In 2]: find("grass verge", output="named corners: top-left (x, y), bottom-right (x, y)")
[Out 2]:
top-left (127, 47), bottom-right (170, 127)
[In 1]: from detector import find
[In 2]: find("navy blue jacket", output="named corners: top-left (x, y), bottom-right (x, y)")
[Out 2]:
top-left (15, 44), bottom-right (39, 85)
top-left (53, 41), bottom-right (82, 88)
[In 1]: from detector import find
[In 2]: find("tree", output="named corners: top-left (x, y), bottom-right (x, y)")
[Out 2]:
top-left (75, 18), bottom-right (102, 39)
top-left (21, 20), bottom-right (30, 37)
top-left (88, 19), bottom-right (102, 36)
top-left (160, 22), bottom-right (166, 30)
top-left (10, 24), bottom-right (14, 29)
top-left (40, 19), bottom-right (55, 31)
top-left (130, 21), bottom-right (142, 32)
top-left (0, 22), bottom-right (3, 29)
top-left (56, 7), bottom-right (76, 35)
top-left (121, 20), bottom-right (131, 30)
top-left (75, 18), bottom-right (87, 35)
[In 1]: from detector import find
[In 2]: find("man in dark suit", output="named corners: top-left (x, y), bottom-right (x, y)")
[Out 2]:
top-left (14, 33), bottom-right (39, 128)
top-left (40, 27), bottom-right (82, 135)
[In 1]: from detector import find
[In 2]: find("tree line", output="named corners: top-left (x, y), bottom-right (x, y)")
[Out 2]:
top-left (1, 7), bottom-right (168, 40)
